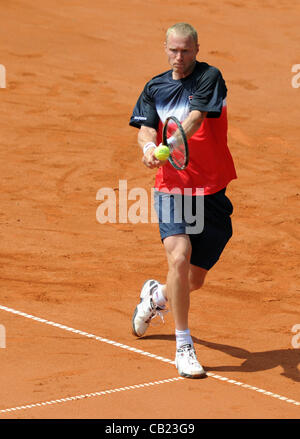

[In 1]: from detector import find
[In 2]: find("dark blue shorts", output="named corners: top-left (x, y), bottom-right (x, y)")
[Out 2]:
top-left (154, 188), bottom-right (233, 270)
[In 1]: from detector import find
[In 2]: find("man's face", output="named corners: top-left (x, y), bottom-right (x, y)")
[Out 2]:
top-left (165, 32), bottom-right (199, 78)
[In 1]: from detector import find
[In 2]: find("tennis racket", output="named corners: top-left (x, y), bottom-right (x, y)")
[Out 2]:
top-left (162, 116), bottom-right (189, 170)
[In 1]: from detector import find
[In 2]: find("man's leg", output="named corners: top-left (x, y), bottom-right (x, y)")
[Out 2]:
top-left (158, 259), bottom-right (208, 307)
top-left (188, 264), bottom-right (208, 292)
top-left (161, 234), bottom-right (206, 378)
top-left (163, 234), bottom-right (191, 330)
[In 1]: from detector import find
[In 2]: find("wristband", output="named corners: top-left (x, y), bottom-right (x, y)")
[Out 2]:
top-left (143, 142), bottom-right (156, 155)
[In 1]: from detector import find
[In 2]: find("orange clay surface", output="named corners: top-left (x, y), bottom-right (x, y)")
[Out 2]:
top-left (0, 0), bottom-right (299, 419)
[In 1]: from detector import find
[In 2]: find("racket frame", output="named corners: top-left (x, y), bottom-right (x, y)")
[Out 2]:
top-left (162, 116), bottom-right (189, 170)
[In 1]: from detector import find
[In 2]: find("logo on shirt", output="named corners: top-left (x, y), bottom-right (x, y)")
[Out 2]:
top-left (188, 95), bottom-right (193, 102)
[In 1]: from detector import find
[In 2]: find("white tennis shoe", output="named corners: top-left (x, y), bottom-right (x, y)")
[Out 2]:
top-left (132, 279), bottom-right (167, 337)
top-left (175, 344), bottom-right (206, 379)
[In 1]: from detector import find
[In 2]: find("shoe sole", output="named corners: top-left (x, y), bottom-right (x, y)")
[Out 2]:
top-left (131, 279), bottom-right (159, 337)
top-left (178, 370), bottom-right (207, 379)
top-left (131, 306), bottom-right (140, 337)
top-left (175, 359), bottom-right (207, 379)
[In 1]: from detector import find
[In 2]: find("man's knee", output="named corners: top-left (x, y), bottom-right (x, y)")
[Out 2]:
top-left (169, 252), bottom-right (190, 275)
top-left (164, 235), bottom-right (191, 276)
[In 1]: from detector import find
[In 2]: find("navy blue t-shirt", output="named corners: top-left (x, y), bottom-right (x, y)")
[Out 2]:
top-left (129, 61), bottom-right (227, 130)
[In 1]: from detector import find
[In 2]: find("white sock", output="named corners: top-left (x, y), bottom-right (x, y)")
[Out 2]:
top-left (175, 329), bottom-right (193, 350)
top-left (152, 284), bottom-right (167, 308)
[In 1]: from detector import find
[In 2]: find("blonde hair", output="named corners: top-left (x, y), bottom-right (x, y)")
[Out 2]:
top-left (166, 23), bottom-right (198, 44)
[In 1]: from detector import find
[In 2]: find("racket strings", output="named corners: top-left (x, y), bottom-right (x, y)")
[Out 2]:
top-left (167, 123), bottom-right (186, 169)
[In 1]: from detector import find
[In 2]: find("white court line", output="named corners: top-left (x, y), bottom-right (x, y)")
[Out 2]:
top-left (0, 304), bottom-right (299, 411)
top-left (0, 377), bottom-right (184, 415)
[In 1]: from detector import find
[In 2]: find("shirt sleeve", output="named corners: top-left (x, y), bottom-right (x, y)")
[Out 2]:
top-left (189, 67), bottom-right (227, 118)
top-left (129, 82), bottom-right (160, 129)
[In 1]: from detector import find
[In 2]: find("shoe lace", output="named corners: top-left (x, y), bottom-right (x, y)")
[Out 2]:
top-left (178, 344), bottom-right (198, 362)
top-left (148, 302), bottom-right (169, 326)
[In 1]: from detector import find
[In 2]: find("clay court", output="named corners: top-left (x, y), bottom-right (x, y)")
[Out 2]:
top-left (0, 0), bottom-right (299, 420)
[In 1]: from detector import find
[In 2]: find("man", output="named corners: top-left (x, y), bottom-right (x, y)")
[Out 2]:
top-left (129, 23), bottom-right (237, 379)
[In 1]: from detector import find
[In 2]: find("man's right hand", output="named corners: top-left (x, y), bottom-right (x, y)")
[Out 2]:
top-left (142, 147), bottom-right (163, 169)
top-left (143, 147), bottom-right (169, 169)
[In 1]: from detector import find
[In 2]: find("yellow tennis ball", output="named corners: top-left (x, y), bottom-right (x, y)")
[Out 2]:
top-left (154, 145), bottom-right (170, 161)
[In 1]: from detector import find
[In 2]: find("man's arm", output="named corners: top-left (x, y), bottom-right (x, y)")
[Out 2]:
top-left (139, 110), bottom-right (207, 169)
top-left (138, 125), bottom-right (162, 169)
top-left (168, 110), bottom-right (207, 149)
top-left (138, 125), bottom-right (157, 149)
top-left (181, 110), bottom-right (207, 139)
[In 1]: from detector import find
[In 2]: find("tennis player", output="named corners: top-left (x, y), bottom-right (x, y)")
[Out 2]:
top-left (129, 23), bottom-right (237, 378)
